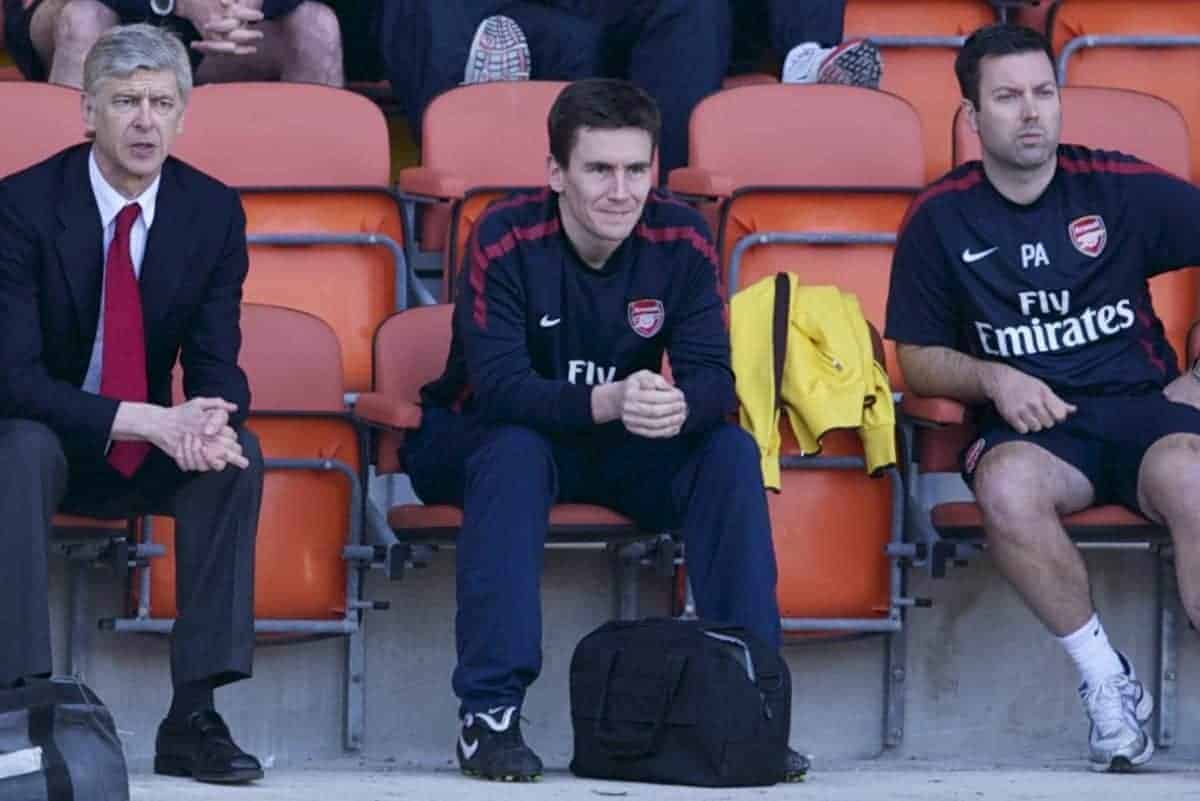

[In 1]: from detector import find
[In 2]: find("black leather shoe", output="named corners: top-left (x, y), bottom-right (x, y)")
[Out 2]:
top-left (783, 747), bottom-right (811, 782)
top-left (154, 709), bottom-right (264, 784)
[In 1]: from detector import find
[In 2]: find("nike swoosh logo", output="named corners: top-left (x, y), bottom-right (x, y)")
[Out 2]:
top-left (961, 246), bottom-right (998, 264)
top-left (459, 734), bottom-right (479, 760)
top-left (539, 315), bottom-right (561, 328)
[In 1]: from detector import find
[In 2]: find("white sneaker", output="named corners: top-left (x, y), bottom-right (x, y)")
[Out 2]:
top-left (464, 15), bottom-right (531, 85)
top-left (781, 39), bottom-right (882, 89)
top-left (1079, 654), bottom-right (1154, 772)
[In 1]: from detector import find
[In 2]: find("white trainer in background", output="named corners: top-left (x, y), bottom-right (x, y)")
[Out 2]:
top-left (464, 15), bottom-right (531, 85)
top-left (781, 39), bottom-right (882, 89)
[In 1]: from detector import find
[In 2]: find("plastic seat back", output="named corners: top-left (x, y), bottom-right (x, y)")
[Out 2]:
top-left (772, 428), bottom-right (894, 622)
top-left (1052, 0), bottom-right (1200, 181)
top-left (681, 84), bottom-right (924, 278)
top-left (370, 305), bottom-right (455, 475)
top-left (681, 85), bottom-right (921, 381)
top-left (404, 81), bottom-right (567, 254)
top-left (173, 83), bottom-right (389, 186)
top-left (241, 195), bottom-right (402, 393)
top-left (145, 304), bottom-right (358, 621)
top-left (845, 0), bottom-right (999, 180)
top-left (173, 83), bottom-right (401, 392)
top-left (0, 83), bottom-right (85, 177)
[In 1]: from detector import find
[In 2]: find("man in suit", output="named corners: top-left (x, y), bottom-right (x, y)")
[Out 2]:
top-left (0, 23), bottom-right (264, 785)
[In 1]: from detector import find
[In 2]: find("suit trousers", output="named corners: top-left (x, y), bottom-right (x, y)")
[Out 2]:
top-left (0, 419), bottom-right (263, 689)
top-left (405, 407), bottom-right (781, 715)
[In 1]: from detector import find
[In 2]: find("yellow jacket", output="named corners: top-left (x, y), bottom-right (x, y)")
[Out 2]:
top-left (730, 274), bottom-right (896, 490)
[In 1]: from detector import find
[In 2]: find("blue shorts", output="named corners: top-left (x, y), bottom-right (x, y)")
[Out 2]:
top-left (961, 389), bottom-right (1200, 515)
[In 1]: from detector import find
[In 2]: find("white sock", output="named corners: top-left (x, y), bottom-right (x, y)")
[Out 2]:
top-left (1057, 613), bottom-right (1126, 689)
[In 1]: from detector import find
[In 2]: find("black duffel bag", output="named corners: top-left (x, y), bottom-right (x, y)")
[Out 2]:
top-left (569, 617), bottom-right (790, 787)
top-left (0, 678), bottom-right (130, 801)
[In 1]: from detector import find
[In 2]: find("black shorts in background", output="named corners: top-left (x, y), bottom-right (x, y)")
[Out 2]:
top-left (962, 389), bottom-right (1200, 515)
top-left (4, 0), bottom-right (47, 80)
top-left (3, 1), bottom-right (206, 80)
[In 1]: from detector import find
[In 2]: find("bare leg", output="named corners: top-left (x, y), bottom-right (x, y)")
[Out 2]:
top-left (194, 2), bottom-right (343, 86)
top-left (1138, 432), bottom-right (1200, 627)
top-left (33, 0), bottom-right (117, 88)
top-left (973, 441), bottom-right (1096, 636)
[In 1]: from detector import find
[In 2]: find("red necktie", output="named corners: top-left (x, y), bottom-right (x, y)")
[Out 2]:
top-left (100, 203), bottom-right (150, 478)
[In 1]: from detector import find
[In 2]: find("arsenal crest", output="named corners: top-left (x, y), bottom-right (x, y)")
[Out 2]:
top-left (627, 299), bottom-right (665, 338)
top-left (1068, 215), bottom-right (1107, 258)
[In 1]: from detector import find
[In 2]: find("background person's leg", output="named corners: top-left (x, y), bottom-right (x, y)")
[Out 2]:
top-left (35, 0), bottom-right (117, 88)
top-left (767, 0), bottom-right (846, 52)
top-left (549, 0), bottom-right (729, 178)
top-left (377, 0), bottom-right (508, 143)
top-left (504, 2), bottom-right (603, 82)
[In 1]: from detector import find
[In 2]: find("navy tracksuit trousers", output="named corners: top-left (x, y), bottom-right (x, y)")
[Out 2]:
top-left (377, 0), bottom-right (731, 177)
top-left (405, 407), bottom-right (781, 714)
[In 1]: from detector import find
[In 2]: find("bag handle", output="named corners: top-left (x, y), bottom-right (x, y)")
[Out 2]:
top-left (592, 651), bottom-right (688, 760)
top-left (28, 696), bottom-right (75, 801)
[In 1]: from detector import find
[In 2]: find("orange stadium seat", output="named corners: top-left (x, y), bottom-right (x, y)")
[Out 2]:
top-left (0, 83), bottom-right (84, 177)
top-left (1050, 0), bottom-right (1200, 182)
top-left (397, 81), bottom-right (568, 297)
top-left (110, 303), bottom-right (379, 751)
top-left (671, 83), bottom-right (924, 749)
top-left (353, 304), bottom-right (672, 618)
top-left (844, 0), bottom-right (1000, 180)
top-left (670, 83), bottom-right (925, 379)
top-left (173, 82), bottom-right (419, 393)
top-left (906, 82), bottom-right (1197, 749)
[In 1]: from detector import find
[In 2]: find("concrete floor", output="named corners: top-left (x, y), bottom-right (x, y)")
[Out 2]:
top-left (130, 760), bottom-right (1200, 801)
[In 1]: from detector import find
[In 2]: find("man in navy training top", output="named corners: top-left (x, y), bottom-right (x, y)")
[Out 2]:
top-left (887, 23), bottom-right (1200, 773)
top-left (406, 78), bottom-right (800, 783)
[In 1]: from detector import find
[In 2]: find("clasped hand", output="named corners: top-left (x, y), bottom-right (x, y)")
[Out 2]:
top-left (152, 397), bottom-right (249, 472)
top-left (619, 369), bottom-right (689, 438)
top-left (182, 0), bottom-right (265, 56)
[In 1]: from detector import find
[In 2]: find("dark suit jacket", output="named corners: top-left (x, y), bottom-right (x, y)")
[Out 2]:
top-left (0, 143), bottom-right (251, 470)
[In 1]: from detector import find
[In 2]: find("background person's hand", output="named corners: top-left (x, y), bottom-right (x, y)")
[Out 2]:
top-left (185, 0), bottom-right (265, 56)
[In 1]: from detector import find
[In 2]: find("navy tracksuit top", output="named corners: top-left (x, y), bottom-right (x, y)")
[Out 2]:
top-left (886, 145), bottom-right (1200, 396)
top-left (422, 187), bottom-right (736, 435)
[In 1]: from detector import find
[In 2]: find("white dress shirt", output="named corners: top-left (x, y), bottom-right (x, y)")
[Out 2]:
top-left (82, 148), bottom-right (160, 394)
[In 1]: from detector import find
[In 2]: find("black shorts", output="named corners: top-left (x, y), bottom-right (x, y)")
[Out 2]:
top-left (4, 0), bottom-right (46, 80)
top-left (2, 1), bottom-right (205, 80)
top-left (961, 389), bottom-right (1200, 515)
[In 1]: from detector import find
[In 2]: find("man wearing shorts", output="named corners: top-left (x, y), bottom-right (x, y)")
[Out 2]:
top-left (4, 0), bottom-right (341, 88)
top-left (886, 23), bottom-right (1200, 772)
